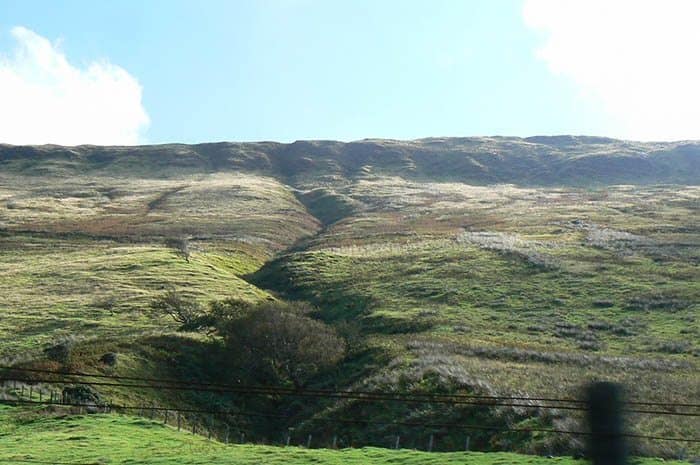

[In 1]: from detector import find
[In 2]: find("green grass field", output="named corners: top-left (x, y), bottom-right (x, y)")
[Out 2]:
top-left (0, 406), bottom-right (689, 465)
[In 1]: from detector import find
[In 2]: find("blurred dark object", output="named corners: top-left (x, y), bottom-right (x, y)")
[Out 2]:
top-left (586, 382), bottom-right (628, 465)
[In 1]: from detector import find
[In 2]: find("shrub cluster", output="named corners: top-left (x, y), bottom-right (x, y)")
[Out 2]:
top-left (626, 293), bottom-right (690, 312)
top-left (43, 337), bottom-right (76, 365)
top-left (213, 299), bottom-right (347, 388)
top-left (587, 320), bottom-right (636, 337)
top-left (149, 289), bottom-right (207, 331)
top-left (457, 231), bottom-right (559, 270)
top-left (151, 292), bottom-right (346, 388)
top-left (656, 341), bottom-right (691, 354)
top-left (585, 226), bottom-right (646, 250)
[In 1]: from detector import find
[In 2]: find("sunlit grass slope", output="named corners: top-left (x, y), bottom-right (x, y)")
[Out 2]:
top-left (0, 235), bottom-right (269, 356)
top-left (0, 172), bottom-right (320, 358)
top-left (258, 180), bottom-right (700, 357)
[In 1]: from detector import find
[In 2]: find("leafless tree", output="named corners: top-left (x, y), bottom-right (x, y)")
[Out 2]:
top-left (150, 289), bottom-right (203, 330)
top-left (165, 237), bottom-right (191, 262)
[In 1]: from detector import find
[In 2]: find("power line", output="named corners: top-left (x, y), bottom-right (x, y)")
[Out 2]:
top-left (2, 365), bottom-right (697, 410)
top-left (2, 398), bottom-right (699, 444)
top-left (0, 375), bottom-right (591, 412)
top-left (1, 366), bottom-right (587, 403)
top-left (3, 375), bottom-right (699, 418)
top-left (0, 459), bottom-right (99, 465)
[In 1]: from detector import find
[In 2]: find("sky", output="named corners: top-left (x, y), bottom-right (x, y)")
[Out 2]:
top-left (0, 0), bottom-right (699, 145)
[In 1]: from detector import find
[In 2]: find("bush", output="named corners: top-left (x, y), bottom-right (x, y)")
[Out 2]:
top-left (578, 341), bottom-right (602, 351)
top-left (553, 323), bottom-right (597, 343)
top-left (208, 297), bottom-right (253, 322)
top-left (587, 321), bottom-right (612, 331)
top-left (656, 341), bottom-right (690, 354)
top-left (611, 325), bottom-right (634, 336)
top-left (214, 299), bottom-right (346, 388)
top-left (587, 321), bottom-right (633, 336)
top-left (44, 337), bottom-right (75, 365)
top-left (100, 352), bottom-right (118, 366)
top-left (92, 295), bottom-right (117, 312)
top-left (585, 226), bottom-right (645, 250)
top-left (417, 309), bottom-right (438, 318)
top-left (334, 319), bottom-right (364, 354)
top-left (457, 231), bottom-right (559, 270)
top-left (626, 293), bottom-right (690, 312)
top-left (63, 385), bottom-right (102, 406)
top-left (150, 290), bottom-right (205, 331)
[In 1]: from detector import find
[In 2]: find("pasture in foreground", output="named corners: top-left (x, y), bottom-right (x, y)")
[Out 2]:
top-left (0, 406), bottom-right (690, 465)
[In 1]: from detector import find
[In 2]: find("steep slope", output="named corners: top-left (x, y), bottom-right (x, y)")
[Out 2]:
top-left (0, 172), bottom-right (320, 358)
top-left (250, 180), bottom-right (699, 456)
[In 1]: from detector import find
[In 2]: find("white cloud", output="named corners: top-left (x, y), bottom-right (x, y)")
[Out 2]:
top-left (523, 0), bottom-right (700, 141)
top-left (0, 27), bottom-right (149, 146)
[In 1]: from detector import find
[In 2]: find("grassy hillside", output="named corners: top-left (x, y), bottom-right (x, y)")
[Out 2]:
top-left (0, 172), bottom-right (318, 359)
top-left (251, 180), bottom-right (699, 457)
top-left (0, 137), bottom-right (698, 461)
top-left (0, 406), bottom-right (689, 465)
top-left (2, 136), bottom-right (700, 185)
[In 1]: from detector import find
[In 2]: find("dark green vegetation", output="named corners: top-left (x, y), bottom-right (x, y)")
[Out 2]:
top-left (0, 137), bottom-right (698, 460)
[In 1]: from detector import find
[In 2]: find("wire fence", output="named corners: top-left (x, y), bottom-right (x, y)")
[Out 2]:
top-left (1, 397), bottom-right (698, 445)
top-left (3, 365), bottom-right (697, 409)
top-left (0, 365), bottom-right (698, 456)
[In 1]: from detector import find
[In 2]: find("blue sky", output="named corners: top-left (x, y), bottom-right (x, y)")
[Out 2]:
top-left (1, 0), bottom-right (698, 145)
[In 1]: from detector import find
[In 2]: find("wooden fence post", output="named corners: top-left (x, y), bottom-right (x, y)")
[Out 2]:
top-left (306, 434), bottom-right (312, 449)
top-left (586, 382), bottom-right (627, 465)
top-left (428, 434), bottom-right (434, 452)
